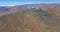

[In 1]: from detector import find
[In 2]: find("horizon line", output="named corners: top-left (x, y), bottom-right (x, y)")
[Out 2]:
top-left (0, 3), bottom-right (60, 6)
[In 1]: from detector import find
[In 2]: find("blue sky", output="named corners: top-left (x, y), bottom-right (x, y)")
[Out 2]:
top-left (0, 0), bottom-right (60, 6)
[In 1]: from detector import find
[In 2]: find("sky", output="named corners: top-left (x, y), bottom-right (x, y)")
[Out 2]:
top-left (0, 0), bottom-right (60, 6)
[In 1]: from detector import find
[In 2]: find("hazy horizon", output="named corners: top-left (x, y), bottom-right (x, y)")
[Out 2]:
top-left (0, 0), bottom-right (60, 6)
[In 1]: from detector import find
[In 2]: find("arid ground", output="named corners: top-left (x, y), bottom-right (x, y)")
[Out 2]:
top-left (0, 4), bottom-right (60, 32)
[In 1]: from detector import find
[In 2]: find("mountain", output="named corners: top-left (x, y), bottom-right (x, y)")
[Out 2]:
top-left (0, 4), bottom-right (60, 32)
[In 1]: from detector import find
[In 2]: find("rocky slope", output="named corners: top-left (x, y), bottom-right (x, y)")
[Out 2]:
top-left (0, 4), bottom-right (60, 32)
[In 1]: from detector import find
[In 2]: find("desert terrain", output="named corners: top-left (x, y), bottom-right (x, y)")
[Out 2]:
top-left (0, 4), bottom-right (60, 32)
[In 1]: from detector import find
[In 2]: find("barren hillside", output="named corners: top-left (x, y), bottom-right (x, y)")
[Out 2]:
top-left (0, 4), bottom-right (60, 32)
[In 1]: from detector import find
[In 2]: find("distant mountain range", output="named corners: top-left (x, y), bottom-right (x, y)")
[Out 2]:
top-left (0, 4), bottom-right (60, 14)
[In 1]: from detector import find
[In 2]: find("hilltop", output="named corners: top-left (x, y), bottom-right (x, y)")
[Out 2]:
top-left (0, 4), bottom-right (60, 32)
